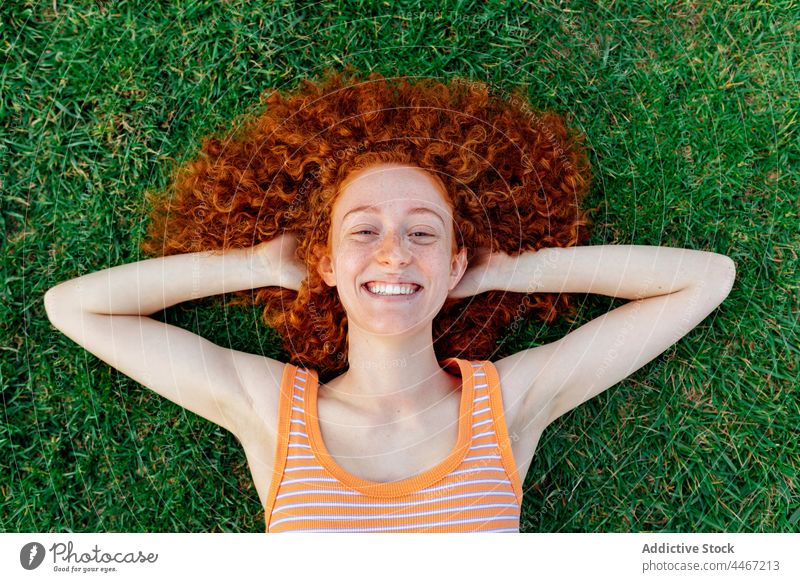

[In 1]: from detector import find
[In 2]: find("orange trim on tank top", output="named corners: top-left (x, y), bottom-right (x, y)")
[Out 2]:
top-left (482, 360), bottom-right (524, 505)
top-left (264, 362), bottom-right (296, 532)
top-left (302, 357), bottom-right (475, 498)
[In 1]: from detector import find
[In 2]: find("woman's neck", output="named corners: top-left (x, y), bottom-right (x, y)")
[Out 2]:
top-left (323, 323), bottom-right (459, 420)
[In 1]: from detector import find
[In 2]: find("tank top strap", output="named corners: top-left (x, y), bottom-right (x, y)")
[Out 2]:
top-left (468, 359), bottom-right (524, 505)
top-left (264, 362), bottom-right (315, 531)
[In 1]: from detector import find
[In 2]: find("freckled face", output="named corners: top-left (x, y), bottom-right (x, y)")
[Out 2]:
top-left (317, 163), bottom-right (467, 336)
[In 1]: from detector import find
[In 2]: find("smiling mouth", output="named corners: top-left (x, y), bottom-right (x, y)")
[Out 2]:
top-left (362, 283), bottom-right (422, 297)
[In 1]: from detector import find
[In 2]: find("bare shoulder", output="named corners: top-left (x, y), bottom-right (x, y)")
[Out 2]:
top-left (492, 345), bottom-right (559, 437)
top-left (492, 346), bottom-right (560, 485)
top-left (228, 350), bottom-right (287, 442)
top-left (226, 351), bottom-right (288, 508)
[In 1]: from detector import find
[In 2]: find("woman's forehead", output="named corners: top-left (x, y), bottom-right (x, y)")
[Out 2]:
top-left (335, 163), bottom-right (452, 220)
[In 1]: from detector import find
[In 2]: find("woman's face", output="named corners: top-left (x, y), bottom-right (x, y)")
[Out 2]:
top-left (317, 163), bottom-right (468, 337)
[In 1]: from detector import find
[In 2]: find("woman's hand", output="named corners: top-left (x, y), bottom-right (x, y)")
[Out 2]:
top-left (447, 247), bottom-right (509, 300)
top-left (250, 232), bottom-right (306, 291)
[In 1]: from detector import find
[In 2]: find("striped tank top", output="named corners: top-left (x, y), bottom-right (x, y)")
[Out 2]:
top-left (264, 357), bottom-right (523, 533)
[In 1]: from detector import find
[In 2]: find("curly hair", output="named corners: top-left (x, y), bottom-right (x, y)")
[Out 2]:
top-left (140, 66), bottom-right (592, 383)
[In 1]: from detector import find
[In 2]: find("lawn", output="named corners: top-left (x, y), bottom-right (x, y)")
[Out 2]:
top-left (2, 0), bottom-right (797, 532)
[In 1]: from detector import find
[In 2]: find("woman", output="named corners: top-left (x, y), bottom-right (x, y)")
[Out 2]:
top-left (44, 68), bottom-right (736, 532)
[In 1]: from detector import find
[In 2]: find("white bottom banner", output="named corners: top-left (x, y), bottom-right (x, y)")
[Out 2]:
top-left (1, 533), bottom-right (797, 581)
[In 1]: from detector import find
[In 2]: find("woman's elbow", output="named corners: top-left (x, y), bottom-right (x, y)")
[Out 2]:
top-left (697, 255), bottom-right (736, 300)
top-left (716, 255), bottom-right (736, 295)
top-left (43, 285), bottom-right (75, 324)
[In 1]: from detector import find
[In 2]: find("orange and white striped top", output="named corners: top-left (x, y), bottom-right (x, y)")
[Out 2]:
top-left (264, 357), bottom-right (523, 533)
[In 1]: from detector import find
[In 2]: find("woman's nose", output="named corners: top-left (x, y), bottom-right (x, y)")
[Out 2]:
top-left (377, 232), bottom-right (411, 265)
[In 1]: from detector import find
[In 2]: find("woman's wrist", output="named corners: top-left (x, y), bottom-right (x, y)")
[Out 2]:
top-left (253, 233), bottom-right (306, 292)
top-left (490, 249), bottom-right (544, 294)
top-left (245, 243), bottom-right (281, 289)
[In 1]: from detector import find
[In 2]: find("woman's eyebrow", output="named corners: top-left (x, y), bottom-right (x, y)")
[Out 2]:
top-left (343, 205), bottom-right (445, 226)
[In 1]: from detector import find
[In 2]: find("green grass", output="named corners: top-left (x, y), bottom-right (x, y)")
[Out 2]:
top-left (2, 0), bottom-right (797, 532)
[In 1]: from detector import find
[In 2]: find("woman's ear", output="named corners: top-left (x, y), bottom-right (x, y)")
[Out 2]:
top-left (449, 246), bottom-right (468, 290)
top-left (314, 244), bottom-right (337, 287)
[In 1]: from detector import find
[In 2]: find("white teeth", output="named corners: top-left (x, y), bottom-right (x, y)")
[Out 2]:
top-left (365, 283), bottom-right (419, 295)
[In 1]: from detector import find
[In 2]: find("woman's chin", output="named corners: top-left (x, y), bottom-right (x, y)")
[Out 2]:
top-left (346, 314), bottom-right (433, 338)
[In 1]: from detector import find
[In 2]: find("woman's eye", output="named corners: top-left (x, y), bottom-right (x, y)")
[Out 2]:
top-left (353, 230), bottom-right (434, 237)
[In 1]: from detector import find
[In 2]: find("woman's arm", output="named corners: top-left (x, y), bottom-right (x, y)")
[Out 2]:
top-left (484, 245), bottom-right (736, 432)
top-left (451, 244), bottom-right (735, 300)
top-left (43, 234), bottom-right (304, 439)
top-left (494, 244), bottom-right (735, 299)
top-left (45, 233), bottom-right (303, 316)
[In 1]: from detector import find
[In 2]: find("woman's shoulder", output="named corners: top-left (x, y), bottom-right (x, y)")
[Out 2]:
top-left (228, 351), bottom-right (291, 436)
top-left (491, 349), bottom-right (556, 436)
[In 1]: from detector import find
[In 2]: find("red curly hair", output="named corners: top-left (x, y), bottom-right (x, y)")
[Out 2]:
top-left (140, 66), bottom-right (593, 382)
